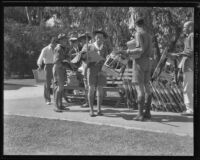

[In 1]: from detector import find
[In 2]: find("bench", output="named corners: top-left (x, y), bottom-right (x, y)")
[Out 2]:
top-left (63, 68), bottom-right (134, 107)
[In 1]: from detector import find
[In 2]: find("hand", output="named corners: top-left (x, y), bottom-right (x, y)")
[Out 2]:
top-left (37, 65), bottom-right (42, 71)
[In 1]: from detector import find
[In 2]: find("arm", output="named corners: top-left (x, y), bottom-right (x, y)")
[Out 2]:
top-left (168, 34), bottom-right (194, 58)
top-left (37, 48), bottom-right (45, 67)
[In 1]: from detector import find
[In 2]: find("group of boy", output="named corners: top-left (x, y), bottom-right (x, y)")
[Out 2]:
top-left (37, 17), bottom-right (194, 121)
top-left (37, 29), bottom-right (112, 116)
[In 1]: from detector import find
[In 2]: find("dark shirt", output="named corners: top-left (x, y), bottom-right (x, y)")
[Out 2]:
top-left (53, 44), bottom-right (72, 69)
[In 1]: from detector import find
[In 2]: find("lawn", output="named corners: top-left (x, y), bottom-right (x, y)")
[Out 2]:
top-left (4, 115), bottom-right (193, 155)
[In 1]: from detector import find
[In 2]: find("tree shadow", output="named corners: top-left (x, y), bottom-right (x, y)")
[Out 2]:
top-left (4, 83), bottom-right (37, 90)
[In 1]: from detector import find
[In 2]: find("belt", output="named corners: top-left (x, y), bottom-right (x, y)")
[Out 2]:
top-left (45, 63), bottom-right (53, 65)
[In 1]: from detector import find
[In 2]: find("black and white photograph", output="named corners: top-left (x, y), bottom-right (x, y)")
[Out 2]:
top-left (2, 2), bottom-right (199, 157)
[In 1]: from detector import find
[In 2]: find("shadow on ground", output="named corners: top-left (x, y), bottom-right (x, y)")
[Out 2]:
top-left (102, 110), bottom-right (193, 123)
top-left (4, 83), bottom-right (37, 90)
top-left (56, 106), bottom-right (193, 124)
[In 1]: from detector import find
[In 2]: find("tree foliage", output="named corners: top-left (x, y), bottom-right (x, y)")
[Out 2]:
top-left (4, 7), bottom-right (193, 78)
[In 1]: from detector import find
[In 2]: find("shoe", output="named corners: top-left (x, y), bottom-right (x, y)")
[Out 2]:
top-left (89, 112), bottom-right (96, 117)
top-left (143, 95), bottom-right (152, 120)
top-left (143, 106), bottom-right (151, 120)
top-left (46, 102), bottom-right (51, 105)
top-left (54, 108), bottom-right (63, 112)
top-left (81, 103), bottom-right (89, 108)
top-left (133, 115), bottom-right (145, 121)
top-left (133, 100), bottom-right (144, 121)
top-left (61, 106), bottom-right (70, 111)
top-left (97, 112), bottom-right (103, 116)
top-left (181, 110), bottom-right (193, 116)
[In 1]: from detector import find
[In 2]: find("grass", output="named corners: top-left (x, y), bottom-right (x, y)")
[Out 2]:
top-left (4, 115), bottom-right (193, 155)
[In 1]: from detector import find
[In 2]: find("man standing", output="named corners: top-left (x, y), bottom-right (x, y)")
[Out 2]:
top-left (77, 32), bottom-right (92, 108)
top-left (37, 37), bottom-right (57, 105)
top-left (169, 21), bottom-right (194, 116)
top-left (125, 18), bottom-right (153, 121)
top-left (81, 29), bottom-right (111, 116)
top-left (53, 33), bottom-right (73, 112)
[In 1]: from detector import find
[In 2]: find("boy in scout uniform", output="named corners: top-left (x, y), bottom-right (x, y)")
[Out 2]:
top-left (81, 29), bottom-right (111, 116)
top-left (53, 33), bottom-right (73, 112)
top-left (77, 32), bottom-right (92, 108)
top-left (125, 18), bottom-right (153, 121)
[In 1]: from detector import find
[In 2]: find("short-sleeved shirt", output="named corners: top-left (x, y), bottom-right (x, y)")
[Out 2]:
top-left (37, 44), bottom-right (54, 66)
top-left (81, 42), bottom-right (110, 86)
top-left (81, 42), bottom-right (111, 68)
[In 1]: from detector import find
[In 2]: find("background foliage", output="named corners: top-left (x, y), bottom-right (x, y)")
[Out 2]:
top-left (4, 7), bottom-right (193, 78)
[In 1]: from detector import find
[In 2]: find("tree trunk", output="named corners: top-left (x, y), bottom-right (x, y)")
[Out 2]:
top-left (37, 7), bottom-right (42, 25)
top-left (25, 7), bottom-right (31, 25)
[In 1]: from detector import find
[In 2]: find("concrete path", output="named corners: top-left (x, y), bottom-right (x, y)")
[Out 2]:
top-left (4, 79), bottom-right (193, 137)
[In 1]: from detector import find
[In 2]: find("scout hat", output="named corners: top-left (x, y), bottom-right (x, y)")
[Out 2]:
top-left (78, 32), bottom-right (92, 41)
top-left (57, 33), bottom-right (67, 41)
top-left (183, 21), bottom-right (194, 29)
top-left (69, 33), bottom-right (78, 42)
top-left (93, 29), bottom-right (108, 38)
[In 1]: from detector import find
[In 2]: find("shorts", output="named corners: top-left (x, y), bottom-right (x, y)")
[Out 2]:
top-left (131, 61), bottom-right (151, 84)
top-left (87, 65), bottom-right (107, 87)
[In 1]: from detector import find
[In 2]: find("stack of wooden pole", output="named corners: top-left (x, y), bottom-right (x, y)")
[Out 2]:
top-left (150, 80), bottom-right (186, 112)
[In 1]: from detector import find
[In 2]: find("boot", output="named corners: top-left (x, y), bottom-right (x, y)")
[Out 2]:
top-left (144, 105), bottom-right (151, 120)
top-left (133, 101), bottom-right (144, 121)
top-left (144, 95), bottom-right (152, 120)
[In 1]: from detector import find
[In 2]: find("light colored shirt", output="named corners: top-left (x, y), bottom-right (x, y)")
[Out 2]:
top-left (81, 42), bottom-right (110, 59)
top-left (183, 32), bottom-right (194, 72)
top-left (37, 44), bottom-right (54, 66)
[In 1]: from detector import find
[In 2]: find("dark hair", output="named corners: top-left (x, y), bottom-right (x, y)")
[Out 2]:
top-left (50, 37), bottom-right (57, 44)
top-left (135, 18), bottom-right (145, 27)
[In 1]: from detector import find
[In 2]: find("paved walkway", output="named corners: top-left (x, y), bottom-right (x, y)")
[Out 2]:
top-left (4, 79), bottom-right (193, 137)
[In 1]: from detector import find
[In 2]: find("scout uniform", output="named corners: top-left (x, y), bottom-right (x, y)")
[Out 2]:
top-left (81, 29), bottom-right (111, 116)
top-left (53, 40), bottom-right (72, 112)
